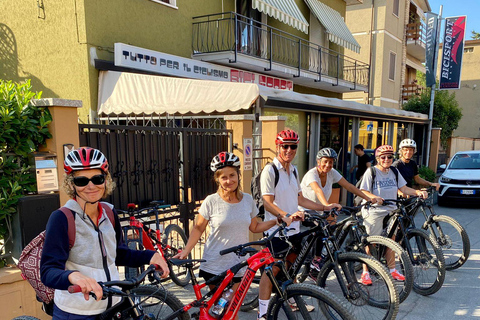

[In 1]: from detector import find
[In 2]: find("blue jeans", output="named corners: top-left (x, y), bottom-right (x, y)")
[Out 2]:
top-left (52, 304), bottom-right (98, 320)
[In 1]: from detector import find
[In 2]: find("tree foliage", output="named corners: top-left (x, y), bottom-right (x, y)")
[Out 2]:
top-left (0, 79), bottom-right (51, 240)
top-left (472, 30), bottom-right (480, 40)
top-left (402, 85), bottom-right (462, 149)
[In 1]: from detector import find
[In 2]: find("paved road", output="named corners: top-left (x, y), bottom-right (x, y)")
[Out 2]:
top-left (164, 204), bottom-right (480, 319)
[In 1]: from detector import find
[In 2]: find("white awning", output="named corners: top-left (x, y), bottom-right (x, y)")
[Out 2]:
top-left (97, 71), bottom-right (259, 115)
top-left (259, 86), bottom-right (429, 122)
top-left (252, 0), bottom-right (309, 34)
top-left (304, 0), bottom-right (361, 53)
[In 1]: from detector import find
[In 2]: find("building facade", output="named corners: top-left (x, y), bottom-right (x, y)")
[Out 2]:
top-left (1, 0), bottom-right (428, 183)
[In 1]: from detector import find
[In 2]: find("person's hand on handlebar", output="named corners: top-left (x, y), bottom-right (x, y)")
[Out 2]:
top-left (289, 210), bottom-right (305, 221)
top-left (369, 196), bottom-right (383, 205)
top-left (415, 190), bottom-right (428, 199)
top-left (68, 271), bottom-right (103, 301)
top-left (149, 252), bottom-right (170, 278)
top-left (324, 203), bottom-right (342, 211)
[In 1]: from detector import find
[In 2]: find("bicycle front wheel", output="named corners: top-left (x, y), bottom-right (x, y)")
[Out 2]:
top-left (426, 215), bottom-right (470, 271)
top-left (404, 228), bottom-right (446, 296)
top-left (129, 285), bottom-right (190, 320)
top-left (365, 235), bottom-right (414, 304)
top-left (267, 283), bottom-right (355, 320)
top-left (162, 224), bottom-right (191, 287)
top-left (316, 252), bottom-right (399, 320)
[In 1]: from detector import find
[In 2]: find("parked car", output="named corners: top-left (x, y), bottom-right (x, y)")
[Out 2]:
top-left (438, 150), bottom-right (480, 206)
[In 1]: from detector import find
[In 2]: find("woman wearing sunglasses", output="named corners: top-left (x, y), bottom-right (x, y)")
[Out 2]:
top-left (40, 147), bottom-right (169, 319)
top-left (358, 145), bottom-right (427, 285)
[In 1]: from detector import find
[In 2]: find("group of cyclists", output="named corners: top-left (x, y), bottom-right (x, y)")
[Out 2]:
top-left (39, 129), bottom-right (438, 319)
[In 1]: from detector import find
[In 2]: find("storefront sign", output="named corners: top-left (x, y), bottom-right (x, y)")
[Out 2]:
top-left (425, 12), bottom-right (438, 87)
top-left (439, 16), bottom-right (467, 90)
top-left (114, 43), bottom-right (293, 91)
top-left (243, 138), bottom-right (253, 171)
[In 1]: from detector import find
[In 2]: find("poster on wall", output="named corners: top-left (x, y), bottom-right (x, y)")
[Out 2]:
top-left (439, 16), bottom-right (467, 90)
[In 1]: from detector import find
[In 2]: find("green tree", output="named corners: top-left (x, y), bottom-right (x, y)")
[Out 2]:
top-left (472, 30), bottom-right (480, 40)
top-left (0, 79), bottom-right (51, 245)
top-left (402, 86), bottom-right (462, 149)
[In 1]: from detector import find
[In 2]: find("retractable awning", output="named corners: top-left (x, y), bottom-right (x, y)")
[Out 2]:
top-left (252, 0), bottom-right (309, 34)
top-left (259, 86), bottom-right (429, 123)
top-left (304, 0), bottom-right (361, 53)
top-left (97, 71), bottom-right (259, 115)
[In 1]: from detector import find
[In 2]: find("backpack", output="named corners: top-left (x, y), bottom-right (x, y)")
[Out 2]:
top-left (354, 166), bottom-right (399, 206)
top-left (17, 203), bottom-right (115, 315)
top-left (251, 162), bottom-right (297, 218)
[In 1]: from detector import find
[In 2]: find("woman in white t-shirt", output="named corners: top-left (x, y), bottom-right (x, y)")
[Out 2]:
top-left (300, 148), bottom-right (377, 273)
top-left (175, 152), bottom-right (286, 295)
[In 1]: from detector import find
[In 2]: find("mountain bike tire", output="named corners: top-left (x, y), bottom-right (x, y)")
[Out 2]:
top-left (267, 283), bottom-right (355, 320)
top-left (162, 224), bottom-right (192, 287)
top-left (316, 252), bottom-right (399, 320)
top-left (424, 215), bottom-right (470, 271)
top-left (404, 228), bottom-right (446, 296)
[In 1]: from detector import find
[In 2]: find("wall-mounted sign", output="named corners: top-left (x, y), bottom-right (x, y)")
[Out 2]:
top-left (115, 43), bottom-right (293, 91)
top-left (243, 138), bottom-right (253, 171)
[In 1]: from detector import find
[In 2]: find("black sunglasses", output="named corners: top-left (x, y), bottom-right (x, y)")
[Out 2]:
top-left (280, 144), bottom-right (298, 150)
top-left (73, 174), bottom-right (106, 187)
top-left (379, 155), bottom-right (394, 160)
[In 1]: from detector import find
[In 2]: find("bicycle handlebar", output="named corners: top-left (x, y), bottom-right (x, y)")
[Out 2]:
top-left (219, 223), bottom-right (289, 256)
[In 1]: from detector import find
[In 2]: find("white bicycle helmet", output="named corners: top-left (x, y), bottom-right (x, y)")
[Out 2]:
top-left (316, 148), bottom-right (338, 160)
top-left (210, 152), bottom-right (241, 172)
top-left (64, 147), bottom-right (109, 174)
top-left (399, 139), bottom-right (417, 153)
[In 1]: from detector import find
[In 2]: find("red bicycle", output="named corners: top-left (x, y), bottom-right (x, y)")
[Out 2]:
top-left (118, 201), bottom-right (191, 287)
top-left (67, 224), bottom-right (354, 320)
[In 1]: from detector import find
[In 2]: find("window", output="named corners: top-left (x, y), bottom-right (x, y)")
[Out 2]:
top-left (150, 0), bottom-right (177, 8)
top-left (393, 0), bottom-right (399, 17)
top-left (464, 47), bottom-right (474, 53)
top-left (389, 52), bottom-right (396, 81)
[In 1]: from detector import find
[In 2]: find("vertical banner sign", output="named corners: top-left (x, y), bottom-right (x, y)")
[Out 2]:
top-left (440, 16), bottom-right (467, 89)
top-left (425, 13), bottom-right (438, 87)
top-left (243, 138), bottom-right (253, 171)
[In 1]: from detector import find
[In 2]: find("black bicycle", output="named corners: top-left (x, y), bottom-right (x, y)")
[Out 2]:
top-left (241, 210), bottom-right (399, 320)
top-left (296, 205), bottom-right (414, 304)
top-left (382, 198), bottom-right (446, 296)
top-left (405, 187), bottom-right (470, 271)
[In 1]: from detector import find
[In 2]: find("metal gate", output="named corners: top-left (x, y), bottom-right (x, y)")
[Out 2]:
top-left (79, 122), bottom-right (231, 238)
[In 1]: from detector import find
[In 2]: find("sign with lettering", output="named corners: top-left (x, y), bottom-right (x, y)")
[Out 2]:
top-left (425, 12), bottom-right (438, 87)
top-left (439, 16), bottom-right (467, 90)
top-left (243, 138), bottom-right (253, 171)
top-left (114, 43), bottom-right (293, 90)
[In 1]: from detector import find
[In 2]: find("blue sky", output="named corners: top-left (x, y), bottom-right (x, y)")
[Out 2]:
top-left (427, 0), bottom-right (480, 40)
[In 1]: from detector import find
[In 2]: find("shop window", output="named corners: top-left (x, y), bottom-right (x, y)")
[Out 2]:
top-left (393, 0), bottom-right (400, 17)
top-left (389, 52), bottom-right (396, 81)
top-left (151, 0), bottom-right (177, 8)
top-left (464, 47), bottom-right (474, 53)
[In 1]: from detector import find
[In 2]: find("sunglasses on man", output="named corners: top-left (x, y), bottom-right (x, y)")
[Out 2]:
top-left (280, 144), bottom-right (298, 150)
top-left (73, 174), bottom-right (106, 187)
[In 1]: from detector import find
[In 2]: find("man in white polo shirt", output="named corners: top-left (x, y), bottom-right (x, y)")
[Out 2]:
top-left (256, 129), bottom-right (341, 320)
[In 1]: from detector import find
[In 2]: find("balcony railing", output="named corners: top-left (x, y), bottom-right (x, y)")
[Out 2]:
top-left (406, 22), bottom-right (426, 45)
top-left (402, 83), bottom-right (424, 101)
top-left (192, 12), bottom-right (369, 88)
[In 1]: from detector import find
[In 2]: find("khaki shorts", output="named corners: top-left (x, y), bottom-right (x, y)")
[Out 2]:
top-left (361, 209), bottom-right (389, 236)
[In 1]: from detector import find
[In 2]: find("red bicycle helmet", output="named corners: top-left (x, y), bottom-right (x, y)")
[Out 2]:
top-left (210, 152), bottom-right (241, 172)
top-left (375, 145), bottom-right (395, 157)
top-left (64, 147), bottom-right (109, 174)
top-left (275, 129), bottom-right (300, 145)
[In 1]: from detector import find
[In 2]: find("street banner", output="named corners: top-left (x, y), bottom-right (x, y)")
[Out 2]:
top-left (439, 16), bottom-right (467, 89)
top-left (425, 12), bottom-right (438, 87)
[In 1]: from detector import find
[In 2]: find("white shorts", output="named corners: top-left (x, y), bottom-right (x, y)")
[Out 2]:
top-left (361, 208), bottom-right (389, 236)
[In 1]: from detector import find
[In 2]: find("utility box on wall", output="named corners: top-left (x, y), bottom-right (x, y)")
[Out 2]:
top-left (8, 194), bottom-right (60, 259)
top-left (29, 152), bottom-right (59, 193)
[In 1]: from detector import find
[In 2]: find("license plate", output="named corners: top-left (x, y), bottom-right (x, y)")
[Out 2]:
top-left (460, 190), bottom-right (475, 195)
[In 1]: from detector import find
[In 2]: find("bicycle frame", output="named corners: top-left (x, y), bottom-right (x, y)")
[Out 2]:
top-left (384, 204), bottom-right (419, 262)
top-left (165, 248), bottom-right (281, 320)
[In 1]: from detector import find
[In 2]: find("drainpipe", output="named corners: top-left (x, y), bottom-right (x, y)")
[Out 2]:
top-left (368, 0), bottom-right (375, 104)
